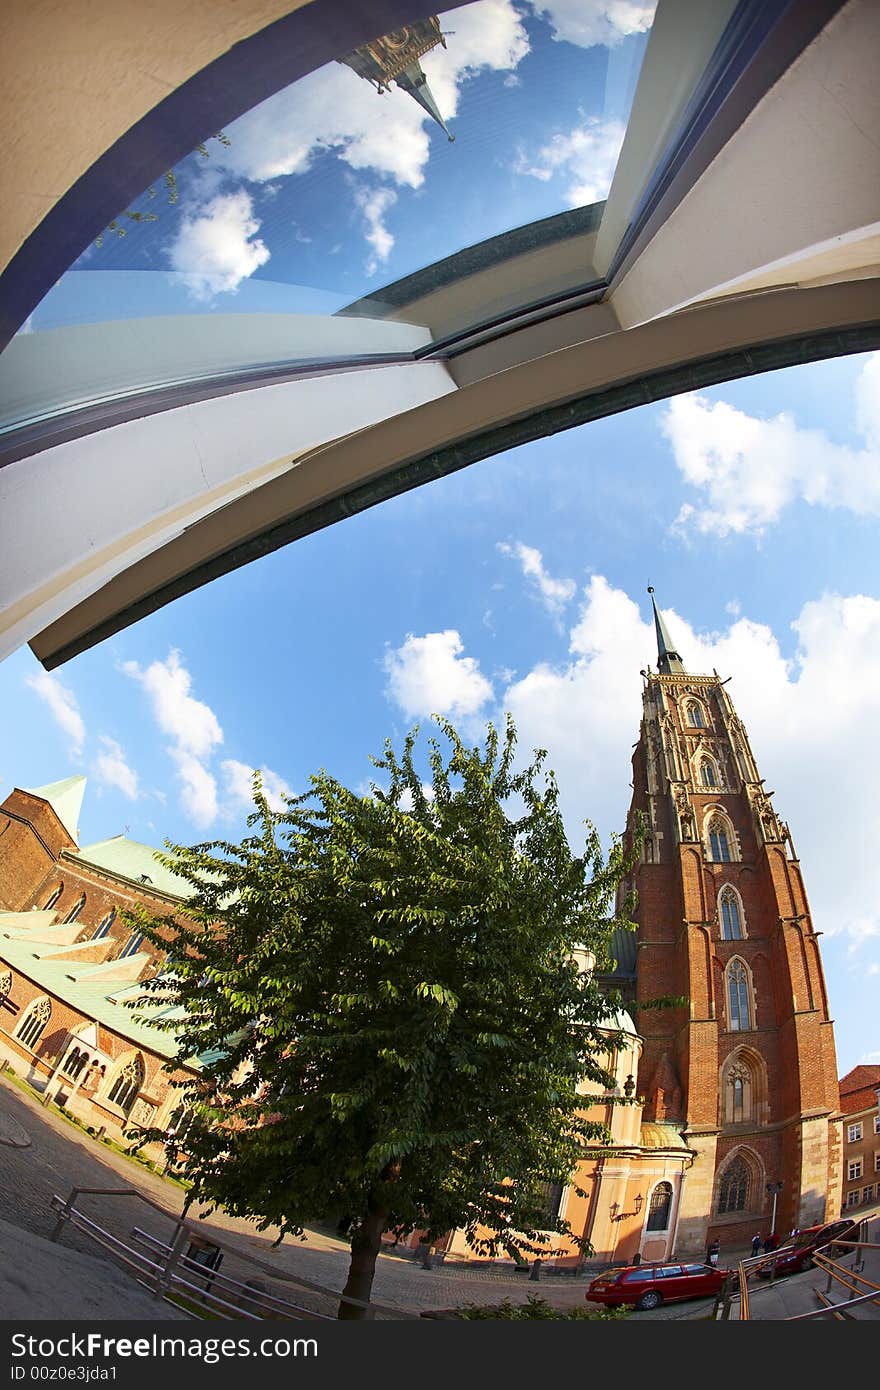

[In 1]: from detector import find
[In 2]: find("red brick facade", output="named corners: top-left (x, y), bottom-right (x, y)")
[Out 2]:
top-left (625, 663), bottom-right (842, 1257)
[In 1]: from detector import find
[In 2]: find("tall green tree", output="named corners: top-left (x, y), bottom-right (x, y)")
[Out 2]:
top-left (133, 717), bottom-right (639, 1318)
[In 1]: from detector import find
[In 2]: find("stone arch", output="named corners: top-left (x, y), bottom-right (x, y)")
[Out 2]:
top-left (717, 883), bottom-right (747, 939)
top-left (719, 1045), bottom-right (769, 1127)
top-left (714, 1145), bottom-right (764, 1217)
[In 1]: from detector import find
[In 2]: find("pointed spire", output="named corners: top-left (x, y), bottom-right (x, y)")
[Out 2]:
top-left (647, 587), bottom-right (686, 675)
top-left (393, 63), bottom-right (455, 141)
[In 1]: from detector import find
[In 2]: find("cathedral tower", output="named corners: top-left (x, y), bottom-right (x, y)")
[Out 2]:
top-left (626, 591), bottom-right (841, 1256)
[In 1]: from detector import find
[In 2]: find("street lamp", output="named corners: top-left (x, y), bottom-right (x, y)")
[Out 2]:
top-left (766, 1181), bottom-right (783, 1235)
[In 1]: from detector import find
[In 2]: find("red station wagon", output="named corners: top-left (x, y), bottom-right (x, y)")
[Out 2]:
top-left (586, 1261), bottom-right (729, 1311)
top-left (757, 1219), bottom-right (857, 1278)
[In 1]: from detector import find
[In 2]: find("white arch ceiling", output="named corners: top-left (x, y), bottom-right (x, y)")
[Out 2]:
top-left (1, 0), bottom-right (878, 668)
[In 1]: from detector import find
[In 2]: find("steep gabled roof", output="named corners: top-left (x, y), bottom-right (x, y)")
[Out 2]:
top-left (25, 776), bottom-right (86, 842)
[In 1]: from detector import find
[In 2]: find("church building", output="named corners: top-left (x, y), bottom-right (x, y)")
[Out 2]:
top-left (619, 591), bottom-right (842, 1257)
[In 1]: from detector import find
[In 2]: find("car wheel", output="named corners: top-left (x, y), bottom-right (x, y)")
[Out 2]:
top-left (636, 1290), bottom-right (662, 1311)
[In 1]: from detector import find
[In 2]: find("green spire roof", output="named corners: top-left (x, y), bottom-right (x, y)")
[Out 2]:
top-left (25, 775), bottom-right (86, 842)
top-left (648, 587), bottom-right (686, 675)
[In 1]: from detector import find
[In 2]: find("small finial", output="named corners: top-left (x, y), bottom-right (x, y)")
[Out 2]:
top-left (647, 585), bottom-right (654, 595)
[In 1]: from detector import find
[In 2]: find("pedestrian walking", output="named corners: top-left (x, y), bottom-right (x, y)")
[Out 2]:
top-left (751, 1233), bottom-right (762, 1257)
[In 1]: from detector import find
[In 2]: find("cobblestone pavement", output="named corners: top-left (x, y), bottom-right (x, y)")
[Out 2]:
top-left (0, 1075), bottom-right (722, 1321)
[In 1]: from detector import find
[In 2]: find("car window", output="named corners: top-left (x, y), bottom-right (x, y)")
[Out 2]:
top-left (656, 1265), bottom-right (684, 1278)
top-left (620, 1270), bottom-right (652, 1283)
top-left (684, 1264), bottom-right (708, 1274)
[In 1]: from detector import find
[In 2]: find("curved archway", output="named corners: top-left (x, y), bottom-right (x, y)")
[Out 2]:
top-left (714, 1146), bottom-right (764, 1218)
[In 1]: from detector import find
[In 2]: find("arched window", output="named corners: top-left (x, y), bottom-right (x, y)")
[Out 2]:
top-left (92, 908), bottom-right (116, 940)
top-left (720, 889), bottom-right (744, 940)
top-left (732, 1075), bottom-right (744, 1123)
top-left (538, 1182), bottom-right (565, 1226)
top-left (726, 959), bottom-right (754, 1031)
top-left (708, 816), bottom-right (732, 862)
top-left (43, 883), bottom-right (63, 911)
top-left (646, 1181), bottom-right (673, 1231)
top-left (700, 760), bottom-right (718, 788)
top-left (107, 1054), bottom-right (145, 1115)
top-left (63, 893), bottom-right (86, 924)
top-left (16, 997), bottom-right (51, 1050)
top-left (717, 1156), bottom-right (751, 1214)
top-left (721, 1048), bottom-right (768, 1128)
top-left (686, 703), bottom-right (704, 728)
top-left (120, 931), bottom-right (144, 959)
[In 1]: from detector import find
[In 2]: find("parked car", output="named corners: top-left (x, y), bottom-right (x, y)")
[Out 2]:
top-left (757, 1219), bottom-right (857, 1278)
top-left (586, 1261), bottom-right (729, 1311)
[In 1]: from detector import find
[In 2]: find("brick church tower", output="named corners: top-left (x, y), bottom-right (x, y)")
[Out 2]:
top-left (624, 590), bottom-right (841, 1257)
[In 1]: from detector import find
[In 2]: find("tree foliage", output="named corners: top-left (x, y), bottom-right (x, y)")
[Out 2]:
top-left (131, 716), bottom-right (639, 1316)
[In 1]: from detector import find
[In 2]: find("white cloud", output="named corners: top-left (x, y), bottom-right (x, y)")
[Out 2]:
top-left (211, 2), bottom-right (528, 195)
top-left (122, 650), bottom-right (223, 827)
top-left (354, 185), bottom-right (397, 275)
top-left (221, 759), bottom-right (293, 814)
top-left (530, 0), bottom-right (656, 48)
top-left (498, 540), bottom-right (576, 618)
top-left (664, 352), bottom-right (880, 537)
top-left (167, 189), bottom-right (270, 299)
top-left (26, 670), bottom-right (85, 758)
top-left (497, 578), bottom-right (880, 955)
top-left (513, 117), bottom-right (626, 206)
top-left (385, 630), bottom-right (493, 721)
top-left (94, 736), bottom-right (139, 801)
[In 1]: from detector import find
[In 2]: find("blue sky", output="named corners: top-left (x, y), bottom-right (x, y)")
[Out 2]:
top-left (7, 2), bottom-right (880, 1077)
top-left (3, 347), bottom-right (880, 1076)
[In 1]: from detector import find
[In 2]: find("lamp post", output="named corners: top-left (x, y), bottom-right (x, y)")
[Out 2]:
top-left (766, 1181), bottom-right (783, 1236)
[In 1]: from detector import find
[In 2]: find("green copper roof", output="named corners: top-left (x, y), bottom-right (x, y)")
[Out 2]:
top-left (648, 587), bottom-right (686, 675)
top-left (25, 776), bottom-right (86, 842)
top-left (76, 835), bottom-right (190, 898)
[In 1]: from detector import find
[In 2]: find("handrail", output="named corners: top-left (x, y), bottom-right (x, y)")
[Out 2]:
top-left (729, 1227), bottom-right (879, 1321)
top-left (49, 1186), bottom-right (421, 1320)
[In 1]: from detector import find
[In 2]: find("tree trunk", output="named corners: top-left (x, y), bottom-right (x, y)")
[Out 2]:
top-left (338, 1198), bottom-right (388, 1320)
top-left (338, 1160), bottom-right (400, 1320)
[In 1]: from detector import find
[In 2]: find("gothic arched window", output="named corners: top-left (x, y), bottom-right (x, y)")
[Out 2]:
top-left (718, 1157), bottom-right (751, 1214)
top-left (120, 931), bottom-right (144, 959)
top-left (63, 893), bottom-right (86, 924)
top-left (687, 703), bottom-right (704, 728)
top-left (646, 1181), bottom-right (673, 1231)
top-left (701, 760), bottom-right (718, 788)
top-left (708, 816), bottom-right (733, 862)
top-left (16, 997), bottom-right (51, 1050)
top-left (107, 1054), bottom-right (145, 1115)
top-left (43, 883), bottom-right (63, 911)
top-left (726, 958), bottom-right (754, 1031)
top-left (92, 907), bottom-right (116, 940)
top-left (720, 889), bottom-right (744, 939)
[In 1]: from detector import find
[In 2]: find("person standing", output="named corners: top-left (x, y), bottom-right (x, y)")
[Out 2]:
top-left (707, 1239), bottom-right (721, 1267)
top-left (751, 1233), bottom-right (762, 1257)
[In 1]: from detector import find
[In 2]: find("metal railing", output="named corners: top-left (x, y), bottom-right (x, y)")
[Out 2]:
top-left (49, 1186), bottom-right (421, 1321)
top-left (718, 1228), bottom-right (880, 1321)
